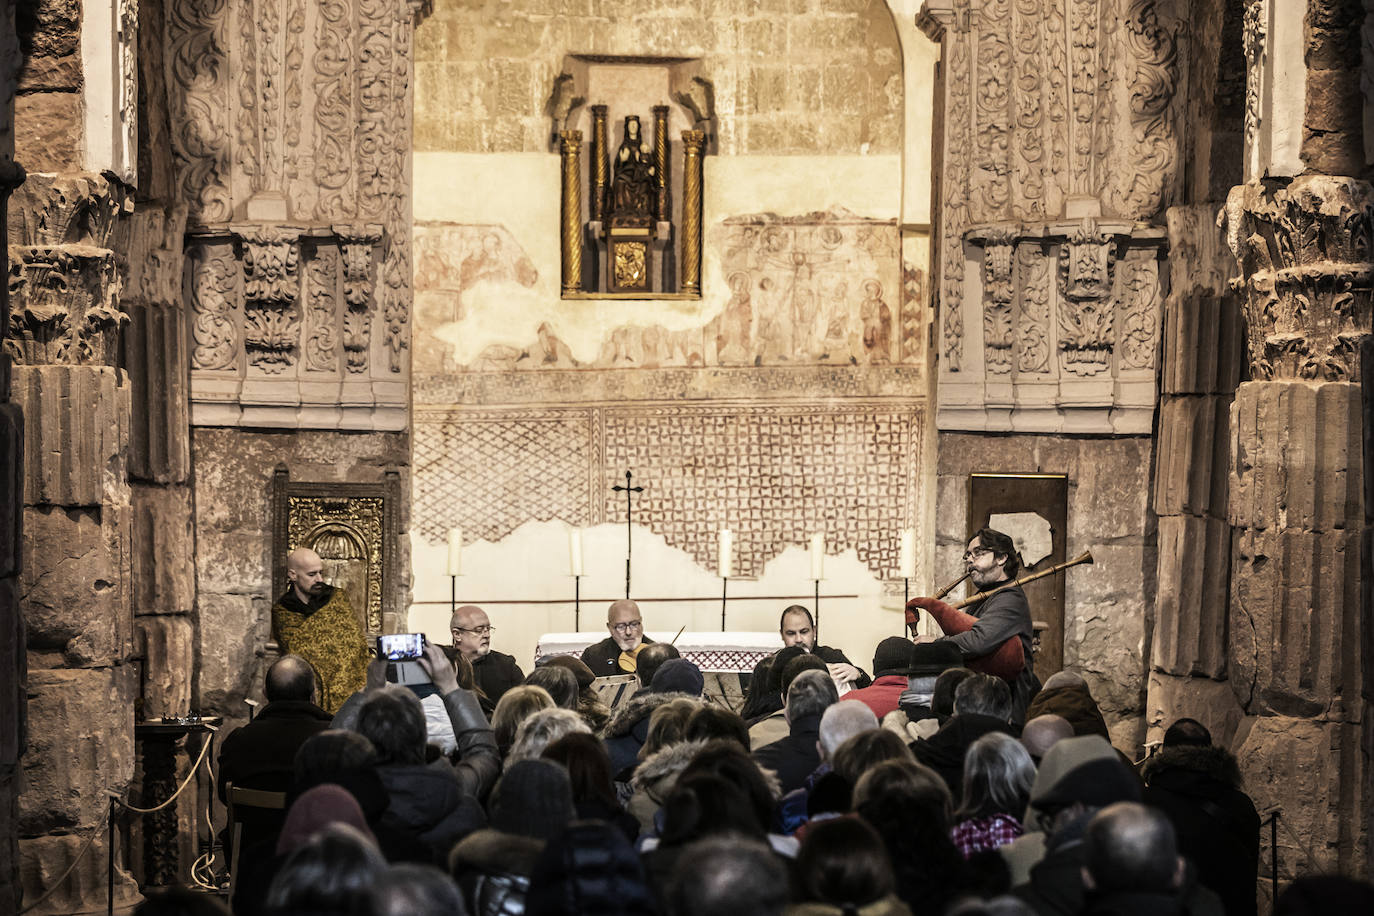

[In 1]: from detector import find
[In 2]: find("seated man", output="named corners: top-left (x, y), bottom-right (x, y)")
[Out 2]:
top-left (775, 699), bottom-right (879, 834)
top-left (910, 673), bottom-right (1017, 799)
top-left (752, 669), bottom-right (840, 794)
top-left (450, 604), bottom-right (523, 704)
top-left (353, 642), bottom-right (501, 864)
top-left (1081, 802), bottom-right (1187, 916)
top-left (748, 649), bottom-right (828, 750)
top-left (217, 655), bottom-right (333, 858)
top-left (779, 605), bottom-right (871, 689)
top-left (271, 546), bottom-right (371, 714)
top-left (580, 599), bottom-right (655, 678)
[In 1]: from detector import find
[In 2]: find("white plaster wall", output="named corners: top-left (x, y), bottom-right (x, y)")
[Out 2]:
top-left (408, 520), bottom-right (935, 673)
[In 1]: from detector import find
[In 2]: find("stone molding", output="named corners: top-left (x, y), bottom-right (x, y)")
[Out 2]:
top-left (937, 218), bottom-right (1166, 433)
top-left (186, 224), bottom-right (403, 430)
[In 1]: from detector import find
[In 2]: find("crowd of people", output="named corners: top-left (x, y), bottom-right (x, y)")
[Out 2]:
top-left (138, 530), bottom-right (1370, 916)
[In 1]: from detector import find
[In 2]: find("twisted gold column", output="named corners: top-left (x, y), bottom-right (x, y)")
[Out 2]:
top-left (680, 129), bottom-right (706, 296)
top-left (590, 106), bottom-right (608, 224)
top-left (653, 105), bottom-right (670, 223)
top-left (559, 130), bottom-right (583, 295)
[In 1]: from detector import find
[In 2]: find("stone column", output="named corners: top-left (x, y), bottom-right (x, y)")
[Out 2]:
top-left (559, 130), bottom-right (583, 295)
top-left (680, 130), bottom-right (706, 296)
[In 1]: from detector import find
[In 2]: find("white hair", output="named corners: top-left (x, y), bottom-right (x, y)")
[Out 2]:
top-left (818, 700), bottom-right (879, 759)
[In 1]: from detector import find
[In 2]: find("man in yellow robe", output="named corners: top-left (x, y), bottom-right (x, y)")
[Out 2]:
top-left (271, 546), bottom-right (371, 714)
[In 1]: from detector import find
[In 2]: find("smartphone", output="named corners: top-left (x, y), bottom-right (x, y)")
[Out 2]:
top-left (377, 633), bottom-right (427, 661)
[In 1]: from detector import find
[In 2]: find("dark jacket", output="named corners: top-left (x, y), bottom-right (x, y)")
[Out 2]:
top-left (600, 689), bottom-right (695, 779)
top-left (752, 711), bottom-right (823, 795)
top-left (450, 828), bottom-right (544, 916)
top-left (1025, 683), bottom-right (1110, 740)
top-left (217, 699), bottom-right (334, 801)
top-left (580, 635), bottom-right (656, 679)
top-left (472, 650), bottom-right (525, 705)
top-left (1143, 745), bottom-right (1260, 916)
top-left (910, 713), bottom-right (1017, 799)
top-left (525, 820), bottom-right (658, 916)
top-left (813, 644), bottom-right (873, 689)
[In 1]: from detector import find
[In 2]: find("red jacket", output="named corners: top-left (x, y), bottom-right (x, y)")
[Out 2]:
top-left (844, 675), bottom-right (908, 719)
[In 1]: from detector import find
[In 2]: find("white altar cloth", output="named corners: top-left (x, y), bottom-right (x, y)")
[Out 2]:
top-left (534, 631), bottom-right (779, 674)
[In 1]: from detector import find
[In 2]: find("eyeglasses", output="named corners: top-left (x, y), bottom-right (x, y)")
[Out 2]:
top-left (611, 620), bottom-right (643, 634)
top-left (962, 546), bottom-right (992, 562)
top-left (454, 625), bottom-right (494, 636)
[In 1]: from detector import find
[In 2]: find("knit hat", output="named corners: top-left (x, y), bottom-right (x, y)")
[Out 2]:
top-left (491, 759), bottom-right (577, 840)
top-left (872, 637), bottom-right (916, 678)
top-left (276, 783), bottom-right (377, 855)
top-left (907, 641), bottom-right (964, 677)
top-left (650, 658), bottom-right (705, 697)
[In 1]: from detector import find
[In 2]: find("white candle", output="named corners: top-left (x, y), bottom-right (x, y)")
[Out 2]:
top-left (446, 527), bottom-right (462, 576)
top-left (899, 528), bottom-right (917, 580)
top-left (569, 528), bottom-right (584, 577)
top-left (718, 528), bottom-right (733, 579)
top-left (809, 533), bottom-right (825, 580)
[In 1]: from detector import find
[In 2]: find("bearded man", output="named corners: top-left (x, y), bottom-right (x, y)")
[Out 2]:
top-left (271, 546), bottom-right (370, 714)
top-left (450, 604), bottom-right (523, 703)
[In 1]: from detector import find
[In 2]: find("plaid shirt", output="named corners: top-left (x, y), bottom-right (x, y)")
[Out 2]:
top-left (951, 813), bottom-right (1023, 857)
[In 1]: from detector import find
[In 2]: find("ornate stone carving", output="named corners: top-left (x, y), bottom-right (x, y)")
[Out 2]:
top-left (237, 226), bottom-right (301, 374)
top-left (167, 0), bottom-right (232, 225)
top-left (189, 248), bottom-right (240, 372)
top-left (940, 0), bottom-right (972, 372)
top-left (1110, 0), bottom-right (1181, 217)
top-left (1016, 241), bottom-right (1052, 372)
top-left (1011, 0), bottom-right (1046, 220)
top-left (559, 131), bottom-right (584, 295)
top-left (303, 243), bottom-right (339, 372)
top-left (974, 0), bottom-right (1012, 218)
top-left (1242, 0), bottom-right (1266, 180)
top-left (6, 250), bottom-right (127, 366)
top-left (118, 0), bottom-right (140, 184)
top-left (1058, 220), bottom-right (1116, 375)
top-left (1068, 0), bottom-right (1103, 195)
top-left (336, 227), bottom-right (381, 373)
top-left (1225, 176), bottom-right (1374, 381)
top-left (1119, 250), bottom-right (1161, 369)
top-left (312, 0), bottom-right (354, 219)
top-left (982, 230), bottom-right (1016, 373)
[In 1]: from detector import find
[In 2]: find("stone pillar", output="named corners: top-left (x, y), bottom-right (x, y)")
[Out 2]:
top-left (680, 130), bottom-right (705, 297)
top-left (9, 174), bottom-right (141, 912)
top-left (559, 130), bottom-right (583, 295)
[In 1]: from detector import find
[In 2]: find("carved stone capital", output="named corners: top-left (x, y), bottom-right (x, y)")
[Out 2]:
top-left (7, 173), bottom-right (129, 250)
top-left (233, 225), bottom-right (302, 374)
top-left (333, 225), bottom-right (382, 373)
top-left (1226, 176), bottom-right (1374, 381)
top-left (6, 246), bottom-right (127, 366)
top-left (981, 228), bottom-right (1016, 374)
top-left (1059, 219), bottom-right (1118, 376)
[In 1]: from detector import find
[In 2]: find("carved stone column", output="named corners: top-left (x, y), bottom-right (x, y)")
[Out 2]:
top-left (680, 130), bottom-right (706, 297)
top-left (559, 130), bottom-right (583, 295)
top-left (1225, 173), bottom-right (1373, 887)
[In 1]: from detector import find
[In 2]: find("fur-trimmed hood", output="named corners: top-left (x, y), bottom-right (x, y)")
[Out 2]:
top-left (600, 691), bottom-right (698, 740)
top-left (1142, 743), bottom-right (1243, 789)
top-left (448, 827), bottom-right (545, 875)
top-left (630, 738), bottom-right (783, 798)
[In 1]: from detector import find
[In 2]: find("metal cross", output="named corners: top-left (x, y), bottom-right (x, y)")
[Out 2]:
top-left (611, 470), bottom-right (644, 599)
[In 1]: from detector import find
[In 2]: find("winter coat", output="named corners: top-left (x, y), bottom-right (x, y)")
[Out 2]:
top-left (600, 690), bottom-right (698, 779)
top-left (450, 828), bottom-right (545, 916)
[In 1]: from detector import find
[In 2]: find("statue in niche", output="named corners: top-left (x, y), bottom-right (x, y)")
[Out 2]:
top-left (611, 116), bottom-right (656, 221)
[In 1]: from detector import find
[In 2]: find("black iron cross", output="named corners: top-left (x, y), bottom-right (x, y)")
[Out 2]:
top-left (612, 470), bottom-right (644, 599)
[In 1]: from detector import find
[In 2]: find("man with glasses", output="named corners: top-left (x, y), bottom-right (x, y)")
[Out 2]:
top-left (907, 527), bottom-right (1039, 723)
top-left (451, 604), bottom-right (524, 703)
top-left (580, 599), bottom-right (655, 677)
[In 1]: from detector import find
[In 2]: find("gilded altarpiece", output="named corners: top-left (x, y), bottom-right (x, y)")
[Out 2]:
top-left (922, 0), bottom-right (1183, 433)
top-left (167, 0), bottom-right (420, 430)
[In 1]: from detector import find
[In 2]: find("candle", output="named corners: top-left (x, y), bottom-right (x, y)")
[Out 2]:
top-left (899, 528), bottom-right (917, 580)
top-left (809, 533), bottom-right (824, 580)
top-left (569, 528), bottom-right (584, 577)
top-left (718, 528), bottom-right (733, 579)
top-left (446, 527), bottom-right (462, 576)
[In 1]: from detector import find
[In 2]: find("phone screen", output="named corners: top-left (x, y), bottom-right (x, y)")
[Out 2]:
top-left (377, 633), bottom-right (426, 660)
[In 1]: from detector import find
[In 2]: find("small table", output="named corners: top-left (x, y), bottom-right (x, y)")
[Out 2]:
top-left (134, 718), bottom-right (223, 887)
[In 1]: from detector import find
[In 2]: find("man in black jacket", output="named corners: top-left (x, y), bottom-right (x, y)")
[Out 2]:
top-left (217, 654), bottom-right (333, 801)
top-left (451, 604), bottom-right (523, 703)
top-left (779, 605), bottom-right (871, 689)
top-left (910, 673), bottom-right (1017, 798)
top-left (752, 669), bottom-right (839, 793)
top-left (580, 599), bottom-right (655, 677)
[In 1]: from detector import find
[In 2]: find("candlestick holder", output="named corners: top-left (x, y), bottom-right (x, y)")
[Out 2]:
top-left (813, 578), bottom-right (820, 629)
top-left (574, 574), bottom-right (581, 631)
top-left (720, 576), bottom-right (728, 631)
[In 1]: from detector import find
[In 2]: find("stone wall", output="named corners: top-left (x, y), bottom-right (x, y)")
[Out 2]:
top-left (934, 432), bottom-right (1156, 749)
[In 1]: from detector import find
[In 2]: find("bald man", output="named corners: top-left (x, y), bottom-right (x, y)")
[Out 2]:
top-left (271, 547), bottom-right (370, 713)
top-left (579, 599), bottom-right (656, 678)
top-left (450, 604), bottom-right (523, 703)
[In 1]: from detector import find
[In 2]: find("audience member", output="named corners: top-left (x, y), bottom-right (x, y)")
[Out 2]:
top-left (854, 759), bottom-right (967, 915)
top-left (776, 700), bottom-right (878, 834)
top-left (823, 728), bottom-right (916, 820)
top-left (219, 655), bottom-right (333, 801)
top-left (790, 816), bottom-right (913, 916)
top-left (448, 759), bottom-right (576, 916)
top-left (1080, 802), bottom-right (1186, 916)
top-left (684, 704), bottom-right (751, 750)
top-left (505, 707), bottom-right (592, 767)
top-left (932, 667), bottom-right (976, 720)
top-left (674, 741), bottom-right (786, 854)
top-left (952, 732), bottom-right (1035, 857)
top-left (133, 888), bottom-right (232, 916)
top-left (641, 773), bottom-right (771, 899)
top-left (649, 658), bottom-right (705, 697)
top-left (626, 698), bottom-right (703, 832)
top-left (367, 863), bottom-right (468, 916)
top-left (450, 604), bottom-right (520, 706)
top-left (632, 642), bottom-right (682, 696)
top-left (666, 835), bottom-right (787, 916)
top-left (753, 668), bottom-right (840, 793)
top-left (276, 784), bottom-right (378, 858)
top-left (911, 673), bottom-right (1017, 798)
top-left (1020, 714), bottom-right (1074, 766)
top-left (524, 665), bottom-right (580, 710)
top-left (845, 637), bottom-right (917, 719)
top-left (1142, 718), bottom-right (1259, 916)
top-left (743, 645), bottom-right (811, 728)
top-left (885, 641), bottom-right (965, 741)
top-left (538, 654), bottom-right (611, 732)
top-left (264, 822), bottom-right (387, 916)
top-left (1023, 671), bottom-right (1109, 740)
top-left (749, 650), bottom-right (828, 750)
top-left (526, 820), bottom-right (659, 916)
top-left (491, 685), bottom-right (555, 757)
top-left (540, 731), bottom-right (639, 841)
top-left (355, 646), bottom-right (499, 864)
top-left (1273, 876), bottom-right (1374, 916)
top-left (602, 664), bottom-right (702, 779)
